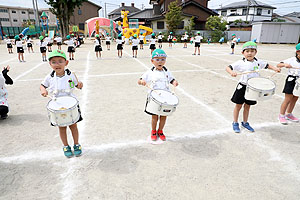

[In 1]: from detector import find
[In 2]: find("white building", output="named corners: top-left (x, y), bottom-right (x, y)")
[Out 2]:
top-left (0, 5), bottom-right (37, 27)
top-left (216, 0), bottom-right (276, 23)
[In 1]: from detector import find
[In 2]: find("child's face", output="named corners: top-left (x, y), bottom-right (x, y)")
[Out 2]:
top-left (242, 49), bottom-right (257, 61)
top-left (297, 50), bottom-right (300, 58)
top-left (151, 56), bottom-right (166, 70)
top-left (49, 57), bottom-right (68, 75)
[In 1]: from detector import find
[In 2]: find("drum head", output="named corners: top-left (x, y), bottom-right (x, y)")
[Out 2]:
top-left (48, 96), bottom-right (78, 111)
top-left (151, 90), bottom-right (179, 105)
top-left (247, 77), bottom-right (275, 90)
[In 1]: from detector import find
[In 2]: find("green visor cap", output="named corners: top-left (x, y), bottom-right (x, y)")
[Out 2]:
top-left (66, 35), bottom-right (70, 39)
top-left (134, 34), bottom-right (137, 37)
top-left (242, 41), bottom-right (257, 51)
top-left (151, 33), bottom-right (155, 36)
top-left (232, 34), bottom-right (236, 36)
top-left (95, 34), bottom-right (99, 37)
top-left (39, 36), bottom-right (44, 40)
top-left (14, 35), bottom-right (19, 39)
top-left (106, 33), bottom-right (109, 35)
top-left (152, 49), bottom-right (167, 59)
top-left (45, 34), bottom-right (48, 36)
top-left (296, 43), bottom-right (300, 51)
top-left (48, 50), bottom-right (67, 61)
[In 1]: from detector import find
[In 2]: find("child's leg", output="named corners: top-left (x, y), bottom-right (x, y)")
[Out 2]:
top-left (233, 104), bottom-right (243, 122)
top-left (243, 104), bottom-right (251, 122)
top-left (198, 47), bottom-right (200, 54)
top-left (21, 53), bottom-right (24, 61)
top-left (232, 48), bottom-right (234, 54)
top-left (280, 94), bottom-right (293, 115)
top-left (69, 52), bottom-right (71, 59)
top-left (18, 53), bottom-right (21, 61)
top-left (59, 126), bottom-right (69, 146)
top-left (286, 95), bottom-right (298, 114)
top-left (120, 50), bottom-right (122, 57)
top-left (158, 116), bottom-right (167, 130)
top-left (151, 115), bottom-right (158, 130)
top-left (69, 123), bottom-right (79, 145)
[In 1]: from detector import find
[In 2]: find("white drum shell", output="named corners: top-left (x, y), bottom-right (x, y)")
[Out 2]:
top-left (293, 79), bottom-right (300, 97)
top-left (47, 96), bottom-right (80, 127)
top-left (145, 90), bottom-right (179, 116)
top-left (245, 77), bottom-right (276, 101)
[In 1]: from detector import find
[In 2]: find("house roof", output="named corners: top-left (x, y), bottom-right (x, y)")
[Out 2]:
top-left (108, 6), bottom-right (141, 16)
top-left (128, 8), bottom-right (157, 19)
top-left (217, 0), bottom-right (276, 10)
top-left (181, 0), bottom-right (217, 16)
top-left (284, 12), bottom-right (300, 18)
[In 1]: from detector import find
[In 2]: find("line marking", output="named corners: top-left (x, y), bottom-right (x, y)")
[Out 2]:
top-left (0, 57), bottom-right (17, 65)
top-left (14, 62), bottom-right (46, 81)
top-left (0, 122), bottom-right (283, 164)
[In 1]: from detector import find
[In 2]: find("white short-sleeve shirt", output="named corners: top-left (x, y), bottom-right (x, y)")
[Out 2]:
top-left (195, 36), bottom-right (203, 43)
top-left (41, 70), bottom-right (79, 97)
top-left (94, 39), bottom-right (101, 46)
top-left (157, 35), bottom-right (163, 40)
top-left (149, 38), bottom-right (157, 45)
top-left (132, 39), bottom-right (139, 46)
top-left (64, 40), bottom-right (75, 47)
top-left (116, 39), bottom-right (123, 44)
top-left (105, 36), bottom-right (111, 41)
top-left (282, 57), bottom-right (300, 76)
top-left (230, 58), bottom-right (269, 84)
top-left (26, 39), bottom-right (33, 44)
top-left (168, 35), bottom-right (173, 40)
top-left (141, 67), bottom-right (175, 91)
top-left (231, 38), bottom-right (238, 45)
top-left (16, 41), bottom-right (23, 47)
top-left (0, 73), bottom-right (8, 107)
top-left (55, 37), bottom-right (62, 43)
top-left (139, 35), bottom-right (144, 41)
top-left (5, 39), bottom-right (12, 44)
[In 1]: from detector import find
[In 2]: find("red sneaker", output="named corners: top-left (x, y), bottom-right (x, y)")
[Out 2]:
top-left (157, 130), bottom-right (166, 141)
top-left (151, 130), bottom-right (157, 141)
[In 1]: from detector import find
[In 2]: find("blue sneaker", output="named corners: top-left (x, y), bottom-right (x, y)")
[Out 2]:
top-left (232, 122), bottom-right (240, 133)
top-left (241, 122), bottom-right (255, 132)
top-left (63, 146), bottom-right (73, 158)
top-left (73, 144), bottom-right (82, 157)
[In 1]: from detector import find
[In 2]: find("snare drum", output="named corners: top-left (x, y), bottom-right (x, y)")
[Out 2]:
top-left (145, 90), bottom-right (179, 116)
top-left (245, 77), bottom-right (276, 101)
top-left (293, 78), bottom-right (300, 96)
top-left (47, 96), bottom-right (80, 126)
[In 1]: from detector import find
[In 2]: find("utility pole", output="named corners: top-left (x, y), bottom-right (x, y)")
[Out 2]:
top-left (142, 4), bottom-right (144, 10)
top-left (246, 0), bottom-right (250, 22)
top-left (105, 3), bottom-right (107, 18)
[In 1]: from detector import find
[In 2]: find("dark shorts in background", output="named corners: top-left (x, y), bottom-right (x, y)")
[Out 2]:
top-left (95, 45), bottom-right (102, 52)
top-left (68, 46), bottom-right (75, 53)
top-left (283, 75), bottom-right (298, 94)
top-left (132, 46), bottom-right (138, 50)
top-left (27, 43), bottom-right (32, 48)
top-left (117, 44), bottom-right (123, 50)
top-left (7, 44), bottom-right (12, 48)
top-left (150, 44), bottom-right (156, 50)
top-left (17, 47), bottom-right (24, 53)
top-left (195, 42), bottom-right (200, 47)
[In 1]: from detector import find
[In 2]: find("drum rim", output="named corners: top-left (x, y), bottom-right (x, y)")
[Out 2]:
top-left (149, 90), bottom-right (179, 106)
top-left (46, 96), bottom-right (79, 112)
top-left (246, 77), bottom-right (276, 92)
top-left (50, 114), bottom-right (80, 127)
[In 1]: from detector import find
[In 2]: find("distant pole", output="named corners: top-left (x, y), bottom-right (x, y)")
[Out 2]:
top-left (142, 4), bottom-right (144, 10)
top-left (105, 3), bottom-right (107, 18)
top-left (246, 0), bottom-right (250, 22)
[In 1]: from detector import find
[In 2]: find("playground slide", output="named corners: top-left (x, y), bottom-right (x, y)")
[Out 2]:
top-left (48, 30), bottom-right (55, 39)
top-left (139, 25), bottom-right (152, 36)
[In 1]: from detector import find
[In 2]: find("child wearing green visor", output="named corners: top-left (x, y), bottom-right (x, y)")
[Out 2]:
top-left (226, 41), bottom-right (280, 133)
top-left (138, 49), bottom-right (179, 141)
top-left (278, 43), bottom-right (300, 124)
top-left (131, 34), bottom-right (139, 58)
top-left (40, 50), bottom-right (83, 158)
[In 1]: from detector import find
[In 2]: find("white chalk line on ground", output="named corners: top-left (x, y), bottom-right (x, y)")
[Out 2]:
top-left (0, 57), bottom-right (17, 65)
top-left (0, 122), bottom-right (282, 164)
top-left (14, 62), bottom-right (46, 81)
top-left (124, 50), bottom-right (231, 125)
top-left (60, 51), bottom-right (91, 200)
top-left (16, 69), bottom-right (226, 82)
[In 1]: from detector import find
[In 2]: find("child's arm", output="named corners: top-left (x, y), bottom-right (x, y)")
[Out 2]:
top-left (226, 65), bottom-right (238, 77)
top-left (2, 66), bottom-right (13, 85)
top-left (267, 64), bottom-right (281, 72)
top-left (277, 62), bottom-right (292, 68)
top-left (40, 85), bottom-right (48, 97)
top-left (171, 80), bottom-right (178, 87)
top-left (76, 81), bottom-right (83, 89)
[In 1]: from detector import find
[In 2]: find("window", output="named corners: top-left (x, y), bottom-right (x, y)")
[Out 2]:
top-left (0, 18), bottom-right (9, 22)
top-left (157, 21), bottom-right (164, 29)
top-left (22, 11), bottom-right (26, 14)
top-left (23, 19), bottom-right (27, 22)
top-left (13, 19), bottom-right (18, 22)
top-left (268, 10), bottom-right (271, 14)
top-left (29, 11), bottom-right (34, 14)
top-left (221, 11), bottom-right (227, 16)
top-left (230, 9), bottom-right (237, 16)
top-left (257, 8), bottom-right (262, 15)
top-left (0, 9), bottom-right (8, 13)
top-left (79, 23), bottom-right (84, 30)
top-left (78, 9), bottom-right (82, 15)
top-left (177, 21), bottom-right (184, 29)
top-left (12, 10), bottom-right (16, 13)
top-left (30, 19), bottom-right (35, 22)
top-left (242, 9), bottom-right (247, 15)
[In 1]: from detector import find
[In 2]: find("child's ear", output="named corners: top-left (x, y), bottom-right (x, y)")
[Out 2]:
top-left (151, 59), bottom-right (154, 64)
top-left (65, 60), bottom-right (69, 66)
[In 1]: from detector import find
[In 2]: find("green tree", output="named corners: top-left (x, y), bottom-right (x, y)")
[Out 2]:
top-left (165, 1), bottom-right (184, 33)
top-left (184, 16), bottom-right (195, 35)
top-left (44, 0), bottom-right (87, 37)
top-left (205, 16), bottom-right (227, 42)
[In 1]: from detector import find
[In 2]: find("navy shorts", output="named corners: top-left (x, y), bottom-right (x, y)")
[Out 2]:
top-left (283, 75), bottom-right (298, 94)
top-left (231, 83), bottom-right (257, 105)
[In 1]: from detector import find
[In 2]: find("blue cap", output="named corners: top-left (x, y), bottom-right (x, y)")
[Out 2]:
top-left (152, 49), bottom-right (167, 59)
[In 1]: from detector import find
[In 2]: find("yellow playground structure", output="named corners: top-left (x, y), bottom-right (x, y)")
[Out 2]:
top-left (120, 10), bottom-right (152, 41)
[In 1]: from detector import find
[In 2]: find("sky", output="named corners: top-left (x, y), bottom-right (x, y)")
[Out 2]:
top-left (0, 0), bottom-right (298, 16)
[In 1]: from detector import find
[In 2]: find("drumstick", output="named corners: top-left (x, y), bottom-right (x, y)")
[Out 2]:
top-left (269, 71), bottom-right (279, 78)
top-left (237, 70), bottom-right (259, 76)
top-left (73, 72), bottom-right (82, 90)
top-left (145, 84), bottom-right (160, 95)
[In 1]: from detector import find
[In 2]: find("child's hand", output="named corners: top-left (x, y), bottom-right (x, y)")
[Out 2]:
top-left (275, 67), bottom-right (281, 73)
top-left (285, 64), bottom-right (293, 68)
top-left (4, 65), bottom-right (10, 71)
top-left (41, 89), bottom-right (48, 97)
top-left (77, 81), bottom-right (83, 89)
top-left (172, 80), bottom-right (179, 87)
top-left (139, 80), bottom-right (146, 86)
top-left (231, 71), bottom-right (237, 77)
